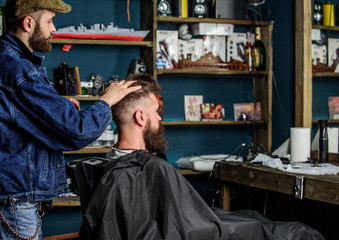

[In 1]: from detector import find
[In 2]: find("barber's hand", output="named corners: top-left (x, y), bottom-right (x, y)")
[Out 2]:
top-left (99, 80), bottom-right (142, 106)
top-left (69, 98), bottom-right (81, 111)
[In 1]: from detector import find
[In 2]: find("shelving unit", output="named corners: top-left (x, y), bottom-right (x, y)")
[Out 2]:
top-left (56, 1), bottom-right (273, 154)
top-left (140, 0), bottom-right (273, 152)
top-left (295, 0), bottom-right (339, 128)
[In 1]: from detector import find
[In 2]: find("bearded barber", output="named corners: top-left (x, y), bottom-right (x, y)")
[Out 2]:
top-left (0, 0), bottom-right (141, 239)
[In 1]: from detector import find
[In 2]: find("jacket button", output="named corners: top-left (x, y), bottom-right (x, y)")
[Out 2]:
top-left (56, 164), bottom-right (60, 169)
top-left (11, 198), bottom-right (19, 203)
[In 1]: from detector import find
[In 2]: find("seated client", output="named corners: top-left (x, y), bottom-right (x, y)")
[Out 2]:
top-left (79, 74), bottom-right (324, 240)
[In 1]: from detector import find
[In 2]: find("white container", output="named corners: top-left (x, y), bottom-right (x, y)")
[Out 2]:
top-left (290, 127), bottom-right (311, 162)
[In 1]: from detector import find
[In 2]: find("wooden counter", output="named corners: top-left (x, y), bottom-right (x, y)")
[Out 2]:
top-left (215, 162), bottom-right (339, 210)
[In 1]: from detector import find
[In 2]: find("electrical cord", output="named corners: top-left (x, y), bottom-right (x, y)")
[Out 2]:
top-left (204, 143), bottom-right (247, 207)
top-left (255, 3), bottom-right (290, 139)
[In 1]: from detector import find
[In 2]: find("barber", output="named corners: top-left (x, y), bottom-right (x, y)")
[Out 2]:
top-left (0, 0), bottom-right (141, 239)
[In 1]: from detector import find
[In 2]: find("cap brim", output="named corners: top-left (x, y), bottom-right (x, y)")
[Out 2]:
top-left (51, 0), bottom-right (72, 13)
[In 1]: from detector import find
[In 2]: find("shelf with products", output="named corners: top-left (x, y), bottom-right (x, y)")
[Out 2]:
top-left (157, 69), bottom-right (269, 76)
top-left (310, 25), bottom-right (339, 124)
top-left (296, 0), bottom-right (339, 128)
top-left (162, 120), bottom-right (265, 127)
top-left (63, 146), bottom-right (112, 155)
top-left (140, 1), bottom-right (273, 152)
top-left (157, 16), bottom-right (273, 26)
top-left (51, 38), bottom-right (153, 47)
top-left (61, 95), bottom-right (100, 101)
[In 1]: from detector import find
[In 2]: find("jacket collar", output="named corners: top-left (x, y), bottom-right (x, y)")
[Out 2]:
top-left (1, 31), bottom-right (44, 67)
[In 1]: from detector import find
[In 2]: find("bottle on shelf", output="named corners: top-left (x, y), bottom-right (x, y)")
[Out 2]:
top-left (253, 27), bottom-right (266, 71)
top-left (244, 32), bottom-right (254, 71)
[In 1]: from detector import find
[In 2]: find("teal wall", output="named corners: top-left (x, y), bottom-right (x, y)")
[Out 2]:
top-left (1, 0), bottom-right (338, 236)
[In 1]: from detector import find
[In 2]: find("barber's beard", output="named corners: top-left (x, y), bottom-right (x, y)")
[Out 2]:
top-left (144, 120), bottom-right (168, 153)
top-left (29, 24), bottom-right (53, 53)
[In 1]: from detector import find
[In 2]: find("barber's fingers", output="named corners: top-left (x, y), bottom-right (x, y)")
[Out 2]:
top-left (124, 85), bottom-right (142, 93)
top-left (69, 98), bottom-right (81, 111)
top-left (116, 80), bottom-right (138, 88)
top-left (99, 80), bottom-right (141, 106)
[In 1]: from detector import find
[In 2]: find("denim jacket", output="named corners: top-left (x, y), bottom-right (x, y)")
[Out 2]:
top-left (0, 32), bottom-right (112, 204)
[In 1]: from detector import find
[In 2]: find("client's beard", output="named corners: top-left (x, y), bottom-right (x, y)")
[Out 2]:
top-left (144, 120), bottom-right (168, 153)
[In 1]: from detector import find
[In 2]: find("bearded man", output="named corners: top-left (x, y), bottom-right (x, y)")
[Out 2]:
top-left (0, 1), bottom-right (140, 239)
top-left (79, 74), bottom-right (325, 240)
top-left (78, 74), bottom-right (226, 239)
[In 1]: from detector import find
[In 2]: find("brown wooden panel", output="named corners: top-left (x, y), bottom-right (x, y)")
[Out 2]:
top-left (216, 163), bottom-right (296, 196)
top-left (216, 162), bottom-right (339, 206)
top-left (304, 177), bottom-right (339, 205)
top-left (42, 232), bottom-right (79, 240)
top-left (295, 0), bottom-right (313, 128)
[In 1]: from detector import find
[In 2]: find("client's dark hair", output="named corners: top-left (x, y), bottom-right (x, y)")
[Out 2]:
top-left (111, 73), bottom-right (161, 127)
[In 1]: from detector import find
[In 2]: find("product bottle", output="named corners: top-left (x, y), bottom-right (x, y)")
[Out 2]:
top-left (245, 32), bottom-right (253, 71)
top-left (253, 27), bottom-right (266, 71)
top-left (318, 119), bottom-right (329, 163)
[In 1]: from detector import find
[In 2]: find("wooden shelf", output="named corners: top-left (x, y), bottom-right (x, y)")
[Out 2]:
top-left (178, 169), bottom-right (208, 175)
top-left (61, 95), bottom-right (100, 101)
top-left (312, 119), bottom-right (339, 124)
top-left (64, 146), bottom-right (111, 154)
top-left (312, 24), bottom-right (339, 32)
top-left (52, 196), bottom-right (80, 207)
top-left (51, 38), bottom-right (153, 47)
top-left (157, 16), bottom-right (273, 26)
top-left (157, 69), bottom-right (268, 76)
top-left (313, 72), bottom-right (339, 77)
top-left (311, 151), bottom-right (339, 163)
top-left (162, 120), bottom-right (265, 126)
top-left (42, 232), bottom-right (79, 240)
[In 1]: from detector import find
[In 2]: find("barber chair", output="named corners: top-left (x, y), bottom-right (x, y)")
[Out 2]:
top-left (66, 157), bottom-right (111, 212)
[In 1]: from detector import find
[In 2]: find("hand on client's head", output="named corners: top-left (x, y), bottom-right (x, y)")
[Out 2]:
top-left (99, 80), bottom-right (142, 107)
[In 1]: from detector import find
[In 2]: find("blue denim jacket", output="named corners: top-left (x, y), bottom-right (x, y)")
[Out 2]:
top-left (0, 32), bottom-right (112, 204)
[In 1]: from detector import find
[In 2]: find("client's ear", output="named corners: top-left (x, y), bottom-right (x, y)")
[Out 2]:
top-left (134, 110), bottom-right (147, 127)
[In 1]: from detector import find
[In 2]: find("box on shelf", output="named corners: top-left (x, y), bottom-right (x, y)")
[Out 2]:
top-left (233, 102), bottom-right (261, 121)
top-left (200, 103), bottom-right (225, 121)
top-left (329, 96), bottom-right (339, 120)
top-left (312, 44), bottom-right (327, 65)
top-left (179, 39), bottom-right (204, 61)
top-left (328, 38), bottom-right (339, 72)
top-left (226, 32), bottom-right (247, 62)
top-left (191, 23), bottom-right (234, 36)
top-left (156, 30), bottom-right (179, 69)
top-left (184, 95), bottom-right (203, 121)
top-left (203, 35), bottom-right (226, 62)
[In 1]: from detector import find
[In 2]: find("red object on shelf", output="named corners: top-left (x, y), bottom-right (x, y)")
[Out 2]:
top-left (53, 34), bottom-right (145, 41)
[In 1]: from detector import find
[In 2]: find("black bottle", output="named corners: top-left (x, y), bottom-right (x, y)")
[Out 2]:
top-left (318, 119), bottom-right (329, 163)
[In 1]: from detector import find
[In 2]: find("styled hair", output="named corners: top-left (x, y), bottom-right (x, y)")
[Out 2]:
top-left (111, 73), bottom-right (161, 127)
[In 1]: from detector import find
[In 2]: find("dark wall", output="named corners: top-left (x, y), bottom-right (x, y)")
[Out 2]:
top-left (260, 0), bottom-right (295, 149)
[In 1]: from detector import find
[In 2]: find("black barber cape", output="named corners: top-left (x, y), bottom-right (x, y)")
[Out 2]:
top-left (79, 150), bottom-right (324, 240)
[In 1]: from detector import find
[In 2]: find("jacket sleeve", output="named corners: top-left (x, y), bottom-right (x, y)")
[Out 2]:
top-left (13, 70), bottom-right (112, 151)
